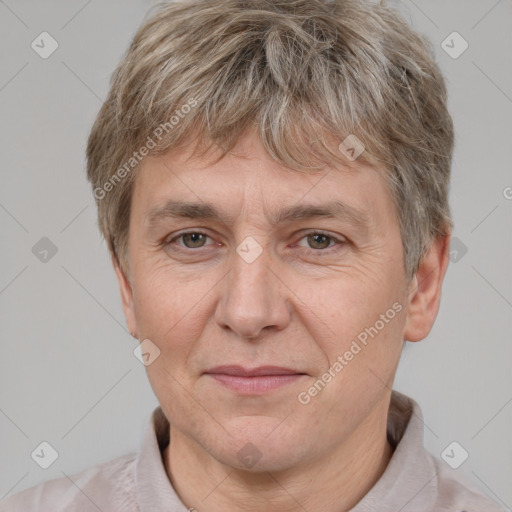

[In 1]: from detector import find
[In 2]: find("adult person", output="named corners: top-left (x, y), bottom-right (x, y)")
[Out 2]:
top-left (1, 0), bottom-right (505, 510)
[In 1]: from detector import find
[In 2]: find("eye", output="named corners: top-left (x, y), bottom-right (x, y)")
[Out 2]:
top-left (296, 231), bottom-right (344, 251)
top-left (167, 231), bottom-right (213, 249)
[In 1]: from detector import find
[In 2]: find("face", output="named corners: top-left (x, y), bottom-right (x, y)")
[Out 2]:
top-left (114, 132), bottom-right (446, 472)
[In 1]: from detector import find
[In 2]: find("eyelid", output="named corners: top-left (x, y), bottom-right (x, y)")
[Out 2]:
top-left (165, 229), bottom-right (346, 252)
top-left (293, 230), bottom-right (346, 250)
top-left (166, 230), bottom-right (215, 247)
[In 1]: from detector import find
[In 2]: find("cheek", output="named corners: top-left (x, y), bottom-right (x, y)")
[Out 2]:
top-left (301, 299), bottom-right (405, 424)
top-left (308, 279), bottom-right (406, 403)
top-left (131, 264), bottom-right (215, 360)
top-left (305, 272), bottom-right (400, 344)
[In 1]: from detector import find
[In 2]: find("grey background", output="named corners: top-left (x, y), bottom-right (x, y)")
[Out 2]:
top-left (0, 0), bottom-right (511, 508)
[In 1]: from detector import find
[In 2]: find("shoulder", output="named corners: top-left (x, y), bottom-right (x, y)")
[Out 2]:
top-left (0, 452), bottom-right (137, 512)
top-left (431, 456), bottom-right (506, 512)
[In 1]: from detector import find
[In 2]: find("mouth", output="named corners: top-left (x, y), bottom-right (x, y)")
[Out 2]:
top-left (204, 365), bottom-right (308, 394)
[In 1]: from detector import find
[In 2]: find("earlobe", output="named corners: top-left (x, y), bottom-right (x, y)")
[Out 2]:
top-left (403, 233), bottom-right (451, 342)
top-left (112, 254), bottom-right (139, 339)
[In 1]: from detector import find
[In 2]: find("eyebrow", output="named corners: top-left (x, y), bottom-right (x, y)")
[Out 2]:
top-left (145, 199), bottom-right (370, 233)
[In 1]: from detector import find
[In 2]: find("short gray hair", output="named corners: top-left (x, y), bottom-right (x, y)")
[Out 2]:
top-left (86, 0), bottom-right (454, 280)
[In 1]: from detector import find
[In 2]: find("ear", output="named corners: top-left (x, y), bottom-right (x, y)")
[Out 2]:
top-left (403, 233), bottom-right (451, 342)
top-left (112, 253), bottom-right (138, 339)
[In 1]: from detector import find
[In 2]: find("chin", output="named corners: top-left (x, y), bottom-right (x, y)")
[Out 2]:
top-left (207, 418), bottom-right (310, 472)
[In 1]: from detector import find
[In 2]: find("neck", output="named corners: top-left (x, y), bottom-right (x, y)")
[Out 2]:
top-left (164, 399), bottom-right (393, 512)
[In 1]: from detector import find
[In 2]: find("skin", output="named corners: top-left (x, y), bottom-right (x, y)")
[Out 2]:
top-left (113, 131), bottom-right (450, 512)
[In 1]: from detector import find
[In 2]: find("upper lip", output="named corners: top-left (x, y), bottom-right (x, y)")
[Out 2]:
top-left (205, 365), bottom-right (305, 377)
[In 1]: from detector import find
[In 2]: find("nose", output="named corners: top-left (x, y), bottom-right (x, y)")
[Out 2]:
top-left (214, 244), bottom-right (291, 340)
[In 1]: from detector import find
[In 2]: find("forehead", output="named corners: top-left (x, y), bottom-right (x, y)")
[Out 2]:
top-left (132, 134), bottom-right (397, 233)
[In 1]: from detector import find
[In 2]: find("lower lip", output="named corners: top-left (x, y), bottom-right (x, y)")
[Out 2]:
top-left (207, 374), bottom-right (305, 394)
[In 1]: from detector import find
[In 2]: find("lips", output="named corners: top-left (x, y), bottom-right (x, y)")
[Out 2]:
top-left (204, 365), bottom-right (307, 394)
top-left (205, 365), bottom-right (304, 377)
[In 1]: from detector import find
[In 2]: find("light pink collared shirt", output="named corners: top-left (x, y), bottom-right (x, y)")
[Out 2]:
top-left (0, 391), bottom-right (506, 511)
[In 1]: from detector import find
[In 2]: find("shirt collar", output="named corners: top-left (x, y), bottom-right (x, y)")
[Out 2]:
top-left (351, 390), bottom-right (438, 511)
top-left (135, 406), bottom-right (181, 511)
top-left (135, 391), bottom-right (437, 511)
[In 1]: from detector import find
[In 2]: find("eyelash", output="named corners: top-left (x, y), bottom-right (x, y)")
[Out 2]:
top-left (165, 230), bottom-right (346, 254)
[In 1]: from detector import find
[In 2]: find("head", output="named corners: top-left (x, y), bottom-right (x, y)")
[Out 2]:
top-left (86, 0), bottom-right (453, 472)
